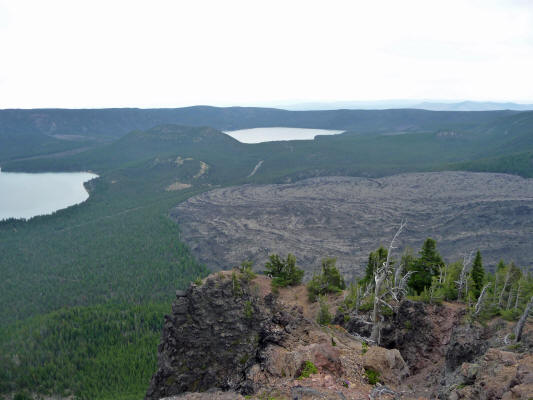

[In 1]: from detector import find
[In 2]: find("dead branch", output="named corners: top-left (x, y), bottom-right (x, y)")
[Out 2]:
top-left (370, 220), bottom-right (406, 344)
top-left (498, 267), bottom-right (511, 307)
top-left (456, 251), bottom-right (473, 301)
top-left (514, 295), bottom-right (533, 343)
top-left (473, 283), bottom-right (491, 318)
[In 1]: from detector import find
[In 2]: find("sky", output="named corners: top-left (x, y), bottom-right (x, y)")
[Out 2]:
top-left (0, 0), bottom-right (532, 108)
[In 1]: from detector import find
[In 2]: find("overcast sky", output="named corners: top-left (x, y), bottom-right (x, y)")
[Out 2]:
top-left (1, 0), bottom-right (532, 108)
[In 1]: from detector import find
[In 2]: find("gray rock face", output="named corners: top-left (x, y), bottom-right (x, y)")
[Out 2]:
top-left (145, 273), bottom-right (310, 399)
top-left (337, 301), bottom-right (463, 374)
top-left (171, 172), bottom-right (533, 278)
top-left (380, 301), bottom-right (439, 371)
top-left (445, 323), bottom-right (488, 371)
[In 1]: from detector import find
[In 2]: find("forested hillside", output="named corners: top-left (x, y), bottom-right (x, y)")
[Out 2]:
top-left (0, 107), bottom-right (521, 162)
top-left (0, 107), bottom-right (517, 138)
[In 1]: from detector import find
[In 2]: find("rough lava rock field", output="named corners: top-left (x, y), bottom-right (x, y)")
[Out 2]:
top-left (171, 172), bottom-right (533, 278)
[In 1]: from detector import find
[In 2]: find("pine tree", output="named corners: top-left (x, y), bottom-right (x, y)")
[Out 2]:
top-left (408, 238), bottom-right (445, 294)
top-left (471, 250), bottom-right (485, 299)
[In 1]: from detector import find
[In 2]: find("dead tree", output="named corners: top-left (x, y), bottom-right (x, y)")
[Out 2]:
top-left (514, 295), bottom-right (533, 343)
top-left (355, 284), bottom-right (362, 315)
top-left (498, 267), bottom-right (512, 308)
top-left (456, 252), bottom-right (473, 301)
top-left (506, 286), bottom-right (515, 310)
top-left (370, 221), bottom-right (407, 344)
top-left (473, 283), bottom-right (491, 318)
top-left (514, 280), bottom-right (522, 310)
top-left (492, 274), bottom-right (500, 305)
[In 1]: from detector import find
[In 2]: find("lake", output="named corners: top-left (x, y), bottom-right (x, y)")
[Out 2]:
top-left (0, 171), bottom-right (98, 220)
top-left (224, 127), bottom-right (344, 143)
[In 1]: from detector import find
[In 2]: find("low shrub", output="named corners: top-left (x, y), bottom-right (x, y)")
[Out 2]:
top-left (298, 361), bottom-right (318, 379)
top-left (364, 368), bottom-right (381, 385)
top-left (317, 295), bottom-right (332, 326)
top-left (307, 258), bottom-right (346, 302)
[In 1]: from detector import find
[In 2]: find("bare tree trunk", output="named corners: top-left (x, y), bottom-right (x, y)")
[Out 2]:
top-left (514, 281), bottom-right (521, 310)
top-left (357, 285), bottom-right (362, 313)
top-left (370, 271), bottom-right (386, 344)
top-left (465, 279), bottom-right (469, 306)
top-left (492, 274), bottom-right (499, 305)
top-left (457, 252), bottom-right (472, 301)
top-left (506, 286), bottom-right (514, 310)
top-left (498, 268), bottom-right (511, 308)
top-left (370, 221), bottom-right (406, 344)
top-left (514, 296), bottom-right (533, 343)
top-left (473, 283), bottom-right (491, 318)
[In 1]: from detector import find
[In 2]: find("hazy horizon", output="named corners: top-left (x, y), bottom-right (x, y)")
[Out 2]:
top-left (1, 98), bottom-right (533, 111)
top-left (1, 0), bottom-right (532, 108)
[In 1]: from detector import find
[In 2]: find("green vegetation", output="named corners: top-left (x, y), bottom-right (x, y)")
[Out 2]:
top-left (0, 303), bottom-right (168, 400)
top-left (0, 180), bottom-right (208, 324)
top-left (244, 301), bottom-right (254, 319)
top-left (298, 361), bottom-right (318, 379)
top-left (361, 341), bottom-right (368, 354)
top-left (239, 261), bottom-right (257, 282)
top-left (264, 253), bottom-right (304, 288)
top-left (471, 251), bottom-right (485, 299)
top-left (316, 295), bottom-right (332, 326)
top-left (362, 247), bottom-right (388, 285)
top-left (364, 368), bottom-right (381, 385)
top-left (232, 270), bottom-right (243, 297)
top-left (194, 276), bottom-right (203, 285)
top-left (343, 283), bottom-right (360, 311)
top-left (354, 237), bottom-right (533, 326)
top-left (407, 238), bottom-right (445, 294)
top-left (307, 258), bottom-right (346, 302)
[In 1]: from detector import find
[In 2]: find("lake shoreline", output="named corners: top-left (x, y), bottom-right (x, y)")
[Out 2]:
top-left (0, 171), bottom-right (98, 221)
top-left (223, 127), bottom-right (344, 143)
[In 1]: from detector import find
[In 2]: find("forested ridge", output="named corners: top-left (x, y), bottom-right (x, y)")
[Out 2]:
top-left (0, 303), bottom-right (168, 400)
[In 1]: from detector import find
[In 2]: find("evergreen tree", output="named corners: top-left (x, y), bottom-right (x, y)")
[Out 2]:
top-left (362, 246), bottom-right (388, 285)
top-left (471, 250), bottom-right (485, 299)
top-left (408, 238), bottom-right (444, 294)
top-left (264, 253), bottom-right (304, 287)
top-left (307, 258), bottom-right (346, 302)
top-left (316, 295), bottom-right (332, 325)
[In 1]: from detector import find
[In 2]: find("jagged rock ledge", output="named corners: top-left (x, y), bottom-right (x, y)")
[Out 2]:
top-left (145, 271), bottom-right (405, 400)
top-left (146, 270), bottom-right (533, 400)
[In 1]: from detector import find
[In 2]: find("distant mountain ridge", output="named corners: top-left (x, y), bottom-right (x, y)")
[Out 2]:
top-left (279, 100), bottom-right (533, 111)
top-left (415, 101), bottom-right (533, 111)
top-left (0, 106), bottom-right (522, 162)
top-left (0, 106), bottom-right (519, 139)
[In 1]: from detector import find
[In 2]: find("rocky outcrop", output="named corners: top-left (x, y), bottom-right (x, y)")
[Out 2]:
top-left (145, 272), bottom-right (390, 400)
top-left (145, 272), bottom-right (292, 398)
top-left (445, 323), bottom-right (488, 371)
top-left (160, 392), bottom-right (245, 400)
top-left (338, 301), bottom-right (466, 375)
top-left (146, 272), bottom-right (532, 400)
top-left (442, 349), bottom-right (533, 400)
top-left (362, 347), bottom-right (409, 385)
top-left (337, 300), bottom-right (523, 398)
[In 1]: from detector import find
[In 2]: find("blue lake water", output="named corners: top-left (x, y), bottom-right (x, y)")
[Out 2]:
top-left (224, 127), bottom-right (344, 143)
top-left (0, 171), bottom-right (98, 220)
